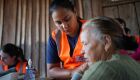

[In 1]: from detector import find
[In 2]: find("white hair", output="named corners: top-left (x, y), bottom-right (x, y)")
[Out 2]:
top-left (82, 19), bottom-right (104, 44)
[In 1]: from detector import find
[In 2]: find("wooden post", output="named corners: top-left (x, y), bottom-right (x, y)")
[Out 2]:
top-left (25, 0), bottom-right (32, 60)
top-left (0, 0), bottom-right (4, 47)
top-left (39, 0), bottom-right (46, 78)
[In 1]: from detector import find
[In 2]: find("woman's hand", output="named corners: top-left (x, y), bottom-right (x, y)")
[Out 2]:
top-left (71, 63), bottom-right (88, 76)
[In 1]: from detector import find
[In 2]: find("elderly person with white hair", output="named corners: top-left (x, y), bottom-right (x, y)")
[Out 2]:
top-left (80, 17), bottom-right (140, 80)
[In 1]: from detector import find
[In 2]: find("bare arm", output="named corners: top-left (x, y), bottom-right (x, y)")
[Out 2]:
top-left (47, 63), bottom-right (88, 80)
top-left (47, 63), bottom-right (72, 80)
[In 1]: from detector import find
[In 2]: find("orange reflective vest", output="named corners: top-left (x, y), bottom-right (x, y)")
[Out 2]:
top-left (0, 61), bottom-right (27, 74)
top-left (51, 20), bottom-right (86, 69)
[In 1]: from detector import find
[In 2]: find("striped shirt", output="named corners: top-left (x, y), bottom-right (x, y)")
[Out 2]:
top-left (81, 54), bottom-right (140, 80)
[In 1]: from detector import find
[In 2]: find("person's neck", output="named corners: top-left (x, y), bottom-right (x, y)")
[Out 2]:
top-left (102, 48), bottom-right (116, 61)
top-left (8, 60), bottom-right (18, 69)
top-left (69, 21), bottom-right (80, 37)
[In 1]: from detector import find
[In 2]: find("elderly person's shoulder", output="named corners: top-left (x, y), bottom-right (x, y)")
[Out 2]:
top-left (81, 54), bottom-right (140, 80)
top-left (81, 60), bottom-right (117, 80)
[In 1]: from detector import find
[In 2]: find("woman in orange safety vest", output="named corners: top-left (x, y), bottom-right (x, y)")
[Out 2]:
top-left (0, 43), bottom-right (27, 74)
top-left (47, 0), bottom-right (88, 79)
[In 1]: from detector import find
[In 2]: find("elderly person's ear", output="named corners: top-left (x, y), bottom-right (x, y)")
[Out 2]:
top-left (103, 35), bottom-right (112, 52)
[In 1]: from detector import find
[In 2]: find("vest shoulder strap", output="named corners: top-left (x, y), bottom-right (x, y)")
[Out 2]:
top-left (52, 29), bottom-right (61, 54)
top-left (16, 61), bottom-right (27, 74)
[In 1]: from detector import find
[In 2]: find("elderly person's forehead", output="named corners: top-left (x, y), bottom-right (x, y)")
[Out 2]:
top-left (82, 20), bottom-right (100, 37)
top-left (81, 20), bottom-right (95, 37)
top-left (82, 20), bottom-right (96, 30)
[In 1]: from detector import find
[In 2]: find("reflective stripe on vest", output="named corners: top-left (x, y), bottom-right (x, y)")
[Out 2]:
top-left (15, 61), bottom-right (27, 74)
top-left (0, 60), bottom-right (6, 72)
top-left (0, 61), bottom-right (27, 74)
top-left (52, 20), bottom-right (86, 69)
